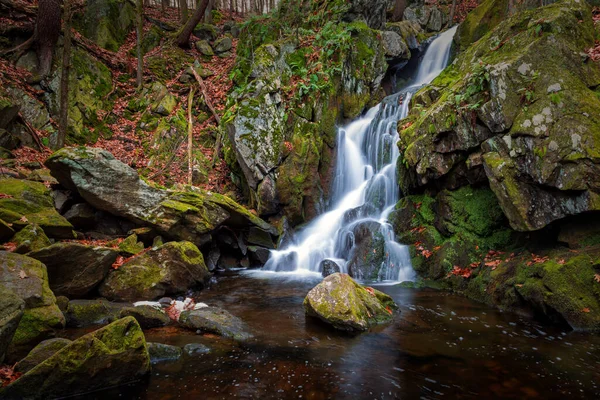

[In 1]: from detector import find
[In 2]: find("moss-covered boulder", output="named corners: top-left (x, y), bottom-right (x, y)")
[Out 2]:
top-left (147, 342), bottom-right (182, 363)
top-left (74, 0), bottom-right (136, 51)
top-left (278, 0), bottom-right (390, 29)
top-left (116, 233), bottom-right (145, 256)
top-left (0, 178), bottom-right (74, 239)
top-left (179, 307), bottom-right (253, 341)
top-left (45, 147), bottom-right (277, 246)
top-left (0, 317), bottom-right (151, 400)
top-left (99, 241), bottom-right (210, 302)
top-left (304, 273), bottom-right (398, 331)
top-left (0, 252), bottom-right (65, 358)
top-left (28, 243), bottom-right (119, 297)
top-left (14, 338), bottom-right (71, 374)
top-left (63, 299), bottom-right (128, 328)
top-left (397, 0), bottom-right (600, 232)
top-left (10, 224), bottom-right (51, 254)
top-left (0, 285), bottom-right (24, 364)
top-left (119, 305), bottom-right (170, 329)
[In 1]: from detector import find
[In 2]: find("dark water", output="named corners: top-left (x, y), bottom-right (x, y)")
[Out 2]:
top-left (81, 271), bottom-right (600, 400)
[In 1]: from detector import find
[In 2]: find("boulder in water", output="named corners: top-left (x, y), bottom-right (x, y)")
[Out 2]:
top-left (63, 299), bottom-right (128, 328)
top-left (98, 241), bottom-right (210, 302)
top-left (320, 259), bottom-right (341, 277)
top-left (346, 220), bottom-right (386, 280)
top-left (0, 317), bottom-right (151, 400)
top-left (303, 273), bottom-right (397, 331)
top-left (148, 342), bottom-right (182, 363)
top-left (179, 307), bottom-right (253, 341)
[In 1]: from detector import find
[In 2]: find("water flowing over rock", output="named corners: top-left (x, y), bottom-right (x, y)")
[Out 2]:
top-left (398, 0), bottom-right (600, 231)
top-left (0, 317), bottom-right (151, 400)
top-left (304, 273), bottom-right (397, 331)
top-left (264, 27), bottom-right (458, 281)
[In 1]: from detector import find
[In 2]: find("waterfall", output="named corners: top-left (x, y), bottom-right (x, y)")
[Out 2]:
top-left (264, 26), bottom-right (458, 282)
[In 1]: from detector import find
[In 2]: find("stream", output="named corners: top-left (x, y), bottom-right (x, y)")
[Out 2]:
top-left (73, 271), bottom-right (600, 399)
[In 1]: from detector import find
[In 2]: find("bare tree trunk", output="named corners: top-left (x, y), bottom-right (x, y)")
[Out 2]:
top-left (180, 0), bottom-right (189, 23)
top-left (56, 0), bottom-right (72, 149)
top-left (392, 0), bottom-right (406, 22)
top-left (136, 0), bottom-right (144, 88)
top-left (449, 0), bottom-right (457, 24)
top-left (36, 0), bottom-right (62, 79)
top-left (176, 0), bottom-right (210, 47)
top-left (162, 0), bottom-right (168, 13)
top-left (187, 87), bottom-right (194, 185)
top-left (205, 0), bottom-right (214, 23)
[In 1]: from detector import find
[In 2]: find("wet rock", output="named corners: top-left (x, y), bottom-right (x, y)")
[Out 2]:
top-left (14, 338), bottom-right (71, 374)
top-left (63, 299), bottom-right (128, 328)
top-left (10, 224), bottom-right (51, 254)
top-left (179, 307), bottom-right (253, 341)
top-left (304, 273), bottom-right (397, 331)
top-left (148, 342), bottom-right (182, 363)
top-left (54, 296), bottom-right (69, 312)
top-left (0, 286), bottom-right (25, 364)
top-left (28, 243), bottom-right (118, 298)
top-left (248, 245), bottom-right (270, 265)
top-left (214, 37), bottom-right (233, 53)
top-left (0, 317), bottom-right (151, 400)
top-left (119, 305), bottom-right (170, 329)
top-left (99, 241), bottom-right (210, 302)
top-left (346, 221), bottom-right (386, 280)
top-left (64, 203), bottom-right (96, 229)
top-left (0, 178), bottom-right (74, 239)
top-left (320, 259), bottom-right (341, 278)
top-left (247, 226), bottom-right (276, 249)
top-left (206, 246), bottom-right (221, 271)
top-left (380, 31), bottom-right (410, 59)
top-left (183, 343), bottom-right (211, 356)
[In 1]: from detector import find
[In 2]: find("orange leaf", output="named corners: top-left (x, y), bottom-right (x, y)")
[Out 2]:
top-left (594, 273), bottom-right (600, 283)
top-left (19, 270), bottom-right (28, 279)
top-left (582, 307), bottom-right (591, 313)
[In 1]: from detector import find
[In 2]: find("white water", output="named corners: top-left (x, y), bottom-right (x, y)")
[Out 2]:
top-left (264, 26), bottom-right (458, 282)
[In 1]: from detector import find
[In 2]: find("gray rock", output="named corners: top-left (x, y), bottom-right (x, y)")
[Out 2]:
top-left (193, 23), bottom-right (219, 42)
top-left (15, 338), bottom-right (71, 374)
top-left (119, 305), bottom-right (170, 329)
top-left (63, 299), bottom-right (129, 328)
top-left (195, 40), bottom-right (214, 56)
top-left (213, 37), bottom-right (233, 54)
top-left (380, 31), bottom-right (410, 59)
top-left (28, 243), bottom-right (118, 298)
top-left (10, 224), bottom-right (51, 254)
top-left (427, 7), bottom-right (443, 32)
top-left (346, 220), bottom-right (386, 281)
top-left (183, 343), bottom-right (211, 356)
top-left (64, 203), bottom-right (96, 229)
top-left (248, 245), bottom-right (270, 265)
top-left (147, 342), bottom-right (182, 363)
top-left (179, 307), bottom-right (253, 341)
top-left (320, 259), bottom-right (341, 278)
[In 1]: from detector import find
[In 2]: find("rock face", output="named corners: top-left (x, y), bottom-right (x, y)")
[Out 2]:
top-left (225, 12), bottom-right (386, 225)
top-left (304, 273), bottom-right (397, 331)
top-left (28, 243), bottom-right (118, 297)
top-left (0, 252), bottom-right (65, 356)
top-left (403, 3), bottom-right (448, 32)
top-left (0, 317), bottom-right (151, 400)
top-left (380, 30), bottom-right (410, 60)
top-left (346, 221), bottom-right (386, 280)
top-left (0, 286), bottom-right (25, 364)
top-left (99, 241), bottom-right (210, 302)
top-left (45, 147), bottom-right (277, 246)
top-left (0, 178), bottom-right (74, 239)
top-left (75, 0), bottom-right (136, 51)
top-left (179, 307), bottom-right (253, 341)
top-left (278, 0), bottom-right (391, 29)
top-left (398, 0), bottom-right (600, 232)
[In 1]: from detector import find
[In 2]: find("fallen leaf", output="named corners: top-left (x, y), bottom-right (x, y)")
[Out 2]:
top-left (19, 270), bottom-right (28, 279)
top-left (19, 216), bottom-right (28, 223)
top-left (582, 307), bottom-right (591, 313)
top-left (594, 273), bottom-right (600, 283)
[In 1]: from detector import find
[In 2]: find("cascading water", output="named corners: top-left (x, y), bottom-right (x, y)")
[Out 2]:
top-left (264, 26), bottom-right (458, 282)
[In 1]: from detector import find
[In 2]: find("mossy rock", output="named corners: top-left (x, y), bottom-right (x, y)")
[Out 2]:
top-left (98, 241), bottom-right (210, 302)
top-left (0, 284), bottom-right (25, 364)
top-left (117, 233), bottom-right (145, 256)
top-left (0, 218), bottom-right (15, 241)
top-left (119, 305), bottom-right (170, 329)
top-left (0, 317), bottom-right (151, 400)
top-left (0, 178), bottom-right (74, 239)
top-left (10, 224), bottom-right (51, 254)
top-left (9, 305), bottom-right (65, 360)
top-left (63, 299), bottom-right (128, 328)
top-left (14, 338), bottom-right (71, 374)
top-left (147, 342), bottom-right (182, 363)
top-left (73, 0), bottom-right (136, 52)
top-left (304, 273), bottom-right (398, 331)
top-left (179, 306), bottom-right (253, 341)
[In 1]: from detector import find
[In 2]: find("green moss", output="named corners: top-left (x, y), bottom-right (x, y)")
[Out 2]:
top-left (11, 305), bottom-right (65, 347)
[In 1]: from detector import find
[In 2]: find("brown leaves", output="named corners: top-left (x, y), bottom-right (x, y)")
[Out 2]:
top-left (582, 307), bottom-right (591, 313)
top-left (450, 265), bottom-right (472, 279)
top-left (594, 273), bottom-right (600, 284)
top-left (18, 270), bottom-right (28, 279)
top-left (3, 242), bottom-right (17, 252)
top-left (0, 364), bottom-right (22, 387)
top-left (111, 247), bottom-right (150, 270)
top-left (526, 254), bottom-right (549, 267)
top-left (364, 287), bottom-right (376, 297)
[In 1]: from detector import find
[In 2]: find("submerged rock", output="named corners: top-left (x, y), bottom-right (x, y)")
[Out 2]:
top-left (148, 342), bottom-right (182, 363)
top-left (99, 241), bottom-right (210, 302)
top-left (303, 273), bottom-right (398, 331)
top-left (28, 242), bottom-right (118, 297)
top-left (183, 343), bottom-right (211, 356)
top-left (179, 307), bottom-right (253, 341)
top-left (0, 317), bottom-right (151, 400)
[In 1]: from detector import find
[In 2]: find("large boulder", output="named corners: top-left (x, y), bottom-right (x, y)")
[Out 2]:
top-left (0, 252), bottom-right (65, 358)
top-left (14, 338), bottom-right (72, 374)
top-left (63, 299), bottom-right (128, 328)
top-left (303, 273), bottom-right (398, 331)
top-left (0, 178), bottom-right (74, 239)
top-left (179, 307), bottom-right (253, 341)
top-left (398, 0), bottom-right (600, 232)
top-left (0, 317), bottom-right (151, 400)
top-left (10, 224), bottom-right (51, 254)
top-left (74, 0), bottom-right (136, 51)
top-left (28, 243), bottom-right (118, 297)
top-left (346, 221), bottom-right (386, 280)
top-left (0, 285), bottom-right (25, 364)
top-left (45, 147), bottom-right (277, 246)
top-left (99, 241), bottom-right (210, 302)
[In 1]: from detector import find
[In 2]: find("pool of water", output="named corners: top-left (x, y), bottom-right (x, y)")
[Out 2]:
top-left (80, 271), bottom-right (600, 399)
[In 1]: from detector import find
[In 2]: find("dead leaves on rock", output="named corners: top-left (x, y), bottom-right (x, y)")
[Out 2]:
top-left (0, 364), bottom-right (21, 387)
